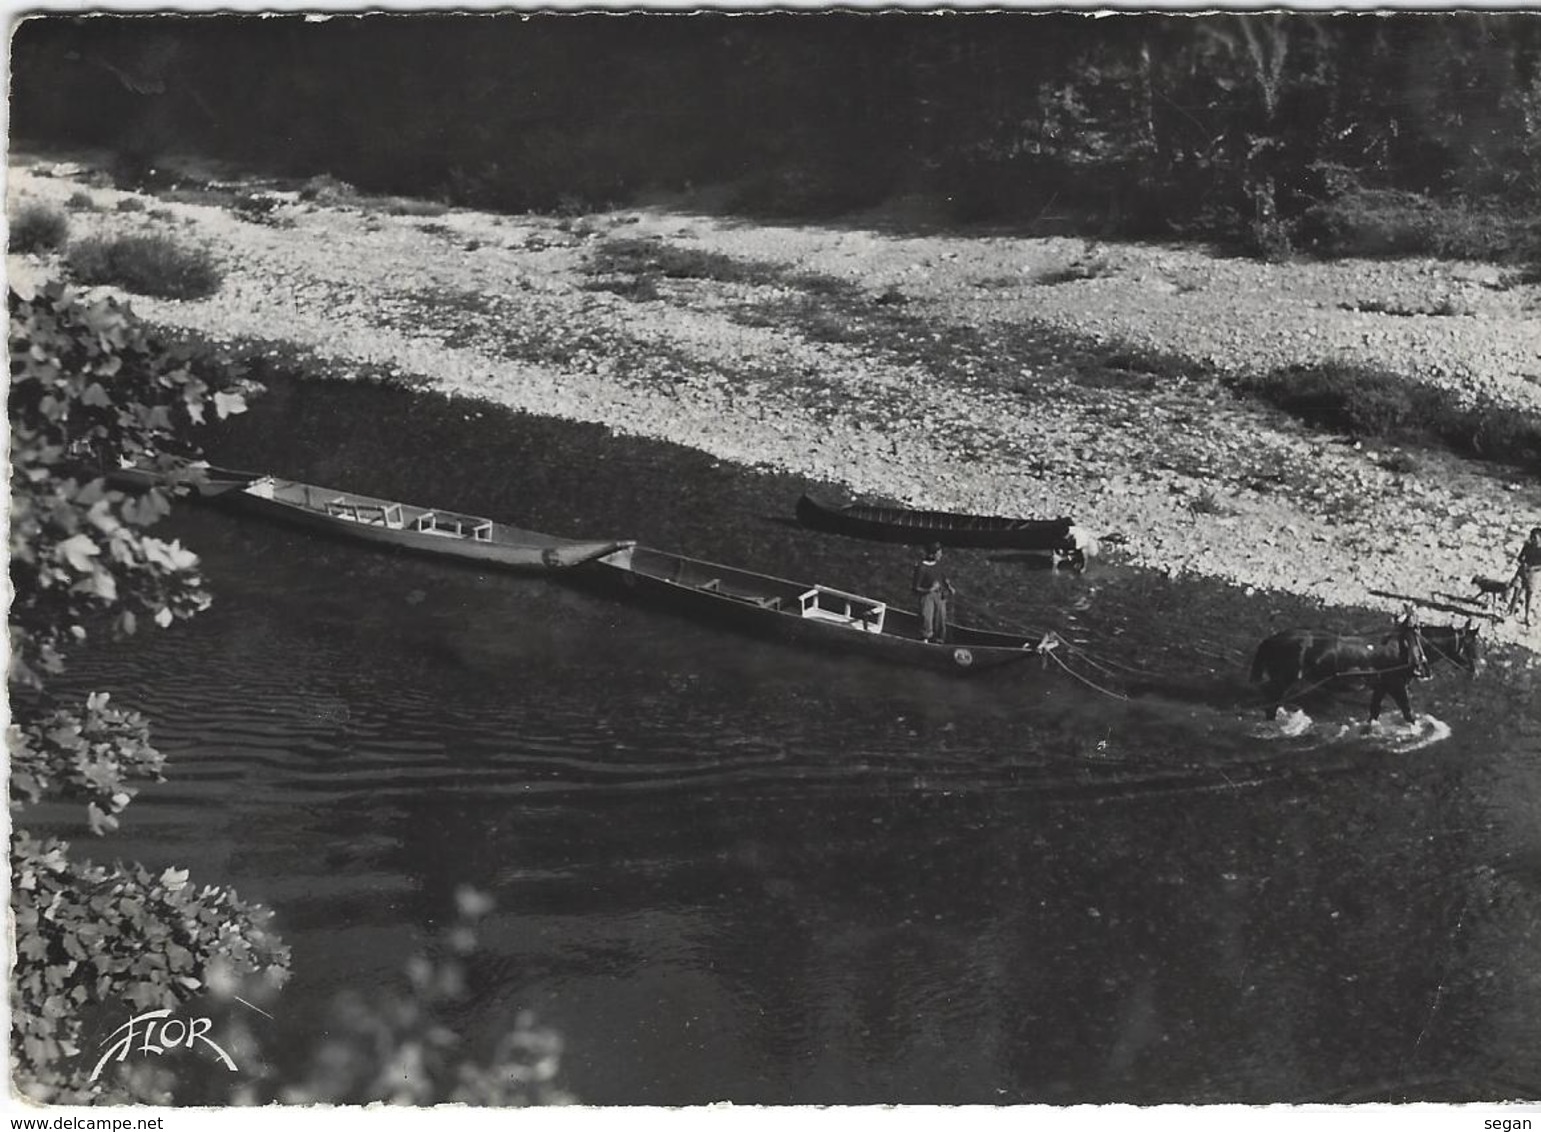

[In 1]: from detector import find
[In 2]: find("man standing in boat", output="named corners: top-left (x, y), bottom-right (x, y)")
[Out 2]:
top-left (913, 542), bottom-right (956, 643)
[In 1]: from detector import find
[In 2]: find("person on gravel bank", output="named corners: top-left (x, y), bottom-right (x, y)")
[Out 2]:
top-left (1513, 527), bottom-right (1541, 627)
top-left (913, 542), bottom-right (955, 644)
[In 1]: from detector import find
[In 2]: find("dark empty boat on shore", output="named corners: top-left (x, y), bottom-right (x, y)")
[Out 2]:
top-left (796, 493), bottom-right (1090, 559)
top-left (575, 542), bottom-right (1063, 675)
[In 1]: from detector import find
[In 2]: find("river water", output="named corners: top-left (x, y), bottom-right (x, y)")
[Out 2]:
top-left (42, 376), bottom-right (1541, 1104)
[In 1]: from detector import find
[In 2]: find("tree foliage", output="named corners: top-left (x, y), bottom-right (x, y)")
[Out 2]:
top-left (8, 286), bottom-right (567, 1105)
top-left (10, 833), bottom-right (291, 1104)
top-left (8, 281), bottom-right (249, 689)
top-left (8, 281), bottom-right (287, 1104)
top-left (9, 691), bottom-right (166, 836)
top-left (10, 13), bottom-right (1541, 248)
top-left (277, 888), bottom-right (571, 1107)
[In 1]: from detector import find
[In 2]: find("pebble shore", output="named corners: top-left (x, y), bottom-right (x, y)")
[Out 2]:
top-left (8, 161), bottom-right (1541, 651)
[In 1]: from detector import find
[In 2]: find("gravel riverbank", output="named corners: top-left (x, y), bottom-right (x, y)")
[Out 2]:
top-left (9, 158), bottom-right (1541, 652)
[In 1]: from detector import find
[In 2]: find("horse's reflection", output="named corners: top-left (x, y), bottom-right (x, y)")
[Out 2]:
top-left (1250, 621), bottom-right (1483, 723)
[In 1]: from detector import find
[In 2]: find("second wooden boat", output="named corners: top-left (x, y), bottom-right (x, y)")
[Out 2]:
top-left (796, 493), bottom-right (1086, 554)
top-left (575, 543), bottom-right (1064, 675)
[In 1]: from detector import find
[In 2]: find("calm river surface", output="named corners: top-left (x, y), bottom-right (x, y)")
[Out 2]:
top-left (44, 378), bottom-right (1541, 1104)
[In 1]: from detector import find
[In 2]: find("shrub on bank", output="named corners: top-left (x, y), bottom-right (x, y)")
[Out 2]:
top-left (66, 233), bottom-right (223, 299)
top-left (298, 173), bottom-right (358, 205)
top-left (1467, 406), bottom-right (1541, 468)
top-left (8, 202), bottom-right (69, 253)
top-left (1245, 361), bottom-right (1541, 474)
top-left (1252, 362), bottom-right (1430, 436)
top-left (1298, 190), bottom-right (1541, 262)
top-left (587, 237), bottom-right (781, 286)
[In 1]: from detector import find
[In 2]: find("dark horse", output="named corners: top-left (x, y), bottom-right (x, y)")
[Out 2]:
top-left (1250, 620), bottom-right (1483, 723)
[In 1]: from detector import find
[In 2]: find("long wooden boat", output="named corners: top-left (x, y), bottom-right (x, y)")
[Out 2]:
top-left (217, 476), bottom-right (634, 571)
top-left (108, 460), bottom-right (631, 572)
top-left (796, 493), bottom-right (1085, 554)
top-left (575, 543), bottom-right (1064, 675)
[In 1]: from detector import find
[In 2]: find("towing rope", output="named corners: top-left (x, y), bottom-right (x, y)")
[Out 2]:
top-left (1058, 639), bottom-right (1161, 681)
top-left (1047, 650), bottom-right (1130, 701)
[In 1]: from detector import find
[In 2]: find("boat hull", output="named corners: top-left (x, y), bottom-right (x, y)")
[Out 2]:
top-left (796, 493), bottom-right (1077, 552)
top-left (575, 544), bottom-right (1057, 675)
top-left (103, 462), bottom-right (261, 499)
top-left (222, 478), bottom-right (631, 571)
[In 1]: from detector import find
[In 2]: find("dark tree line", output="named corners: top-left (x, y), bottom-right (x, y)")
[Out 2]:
top-left (11, 12), bottom-right (1541, 251)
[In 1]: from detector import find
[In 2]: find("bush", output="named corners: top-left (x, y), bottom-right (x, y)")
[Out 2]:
top-left (297, 173), bottom-right (357, 204)
top-left (66, 234), bottom-right (223, 299)
top-left (1298, 190), bottom-right (1541, 262)
top-left (1244, 361), bottom-right (1541, 474)
top-left (115, 197), bottom-right (147, 214)
top-left (9, 202), bottom-right (70, 253)
top-left (1188, 487), bottom-right (1234, 516)
top-left (587, 237), bottom-right (779, 285)
top-left (64, 191), bottom-right (97, 212)
top-left (1251, 362), bottom-right (1437, 437)
top-left (1468, 406), bottom-right (1541, 468)
top-left (1037, 247), bottom-right (1115, 286)
top-left (579, 275), bottom-right (661, 302)
top-left (229, 193), bottom-right (293, 228)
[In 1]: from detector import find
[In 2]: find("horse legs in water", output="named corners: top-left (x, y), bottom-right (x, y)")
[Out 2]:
top-left (1254, 627), bottom-right (1427, 725)
top-left (1262, 682), bottom-right (1292, 721)
top-left (1368, 677), bottom-right (1415, 724)
top-left (1251, 640), bottom-right (1309, 721)
top-left (1251, 640), bottom-right (1292, 720)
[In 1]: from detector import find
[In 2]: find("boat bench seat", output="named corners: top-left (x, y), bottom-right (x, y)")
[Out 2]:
top-left (712, 589), bottom-right (783, 611)
top-left (797, 586), bottom-right (887, 634)
top-left (414, 512), bottom-right (494, 541)
top-left (327, 498), bottom-right (398, 526)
